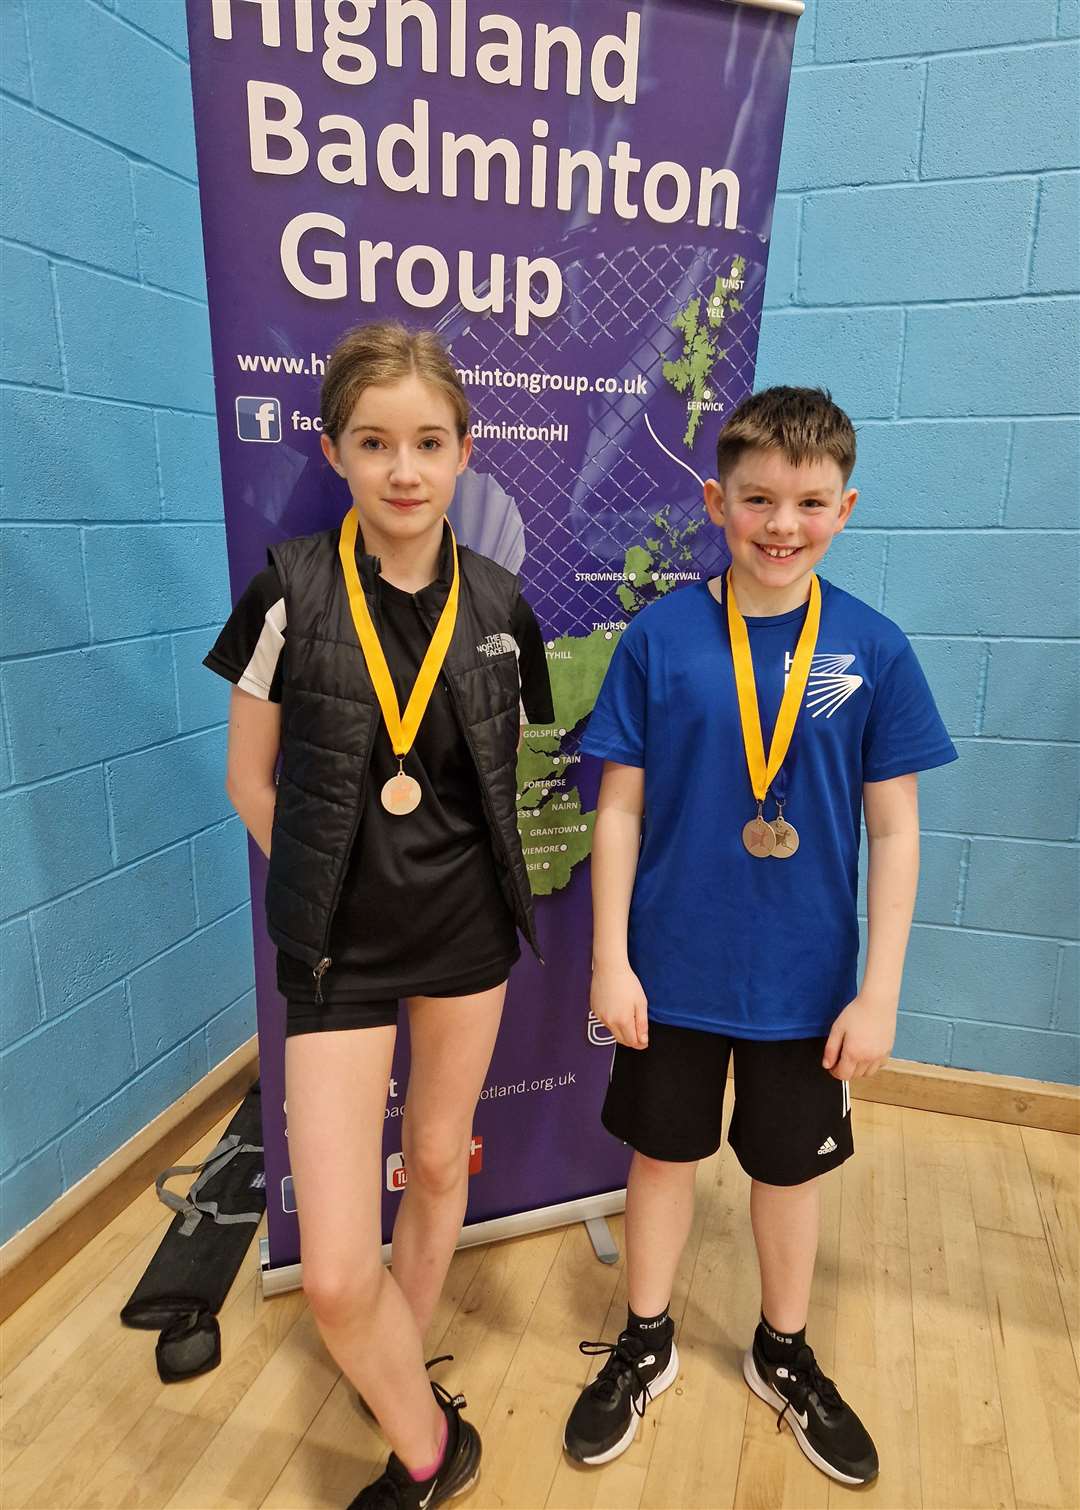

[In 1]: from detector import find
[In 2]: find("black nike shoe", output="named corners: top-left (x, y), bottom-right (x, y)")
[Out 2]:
top-left (563, 1329), bottom-right (680, 1465)
top-left (348, 1379), bottom-right (481, 1509)
top-left (743, 1335), bottom-right (878, 1485)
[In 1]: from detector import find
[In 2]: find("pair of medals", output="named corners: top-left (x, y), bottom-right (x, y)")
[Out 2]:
top-left (742, 801), bottom-right (800, 860)
top-left (338, 508), bottom-right (460, 817)
top-left (726, 567), bottom-right (821, 860)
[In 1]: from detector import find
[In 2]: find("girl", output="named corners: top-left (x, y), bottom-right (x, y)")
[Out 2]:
top-left (205, 323), bottom-right (553, 1509)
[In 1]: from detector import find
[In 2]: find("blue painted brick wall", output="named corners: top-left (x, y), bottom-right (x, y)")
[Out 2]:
top-left (762, 2), bottom-right (1079, 1090)
top-left (2, 0), bottom-right (1077, 1244)
top-left (1, 0), bottom-right (253, 1244)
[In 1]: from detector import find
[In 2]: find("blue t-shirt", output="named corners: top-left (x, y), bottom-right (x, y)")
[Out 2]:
top-left (580, 577), bottom-right (958, 1040)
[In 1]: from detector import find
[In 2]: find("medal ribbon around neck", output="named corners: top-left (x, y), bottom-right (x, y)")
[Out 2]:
top-left (726, 566), bottom-right (821, 805)
top-left (338, 507), bottom-right (460, 771)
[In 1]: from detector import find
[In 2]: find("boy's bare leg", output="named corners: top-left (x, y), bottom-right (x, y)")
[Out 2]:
top-left (749, 1175), bottom-right (820, 1331)
top-left (391, 983), bottom-right (506, 1336)
top-left (564, 1149), bottom-right (690, 1465)
top-left (625, 1151), bottom-right (698, 1316)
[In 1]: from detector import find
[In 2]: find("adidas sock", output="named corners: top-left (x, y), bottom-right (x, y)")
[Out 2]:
top-left (757, 1313), bottom-right (806, 1366)
top-left (626, 1304), bottom-right (673, 1345)
top-left (408, 1411), bottom-right (448, 1484)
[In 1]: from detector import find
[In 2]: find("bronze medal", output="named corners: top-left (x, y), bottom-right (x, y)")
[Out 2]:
top-left (770, 817), bottom-right (800, 858)
top-left (769, 799), bottom-right (800, 858)
top-left (381, 770), bottom-right (422, 816)
top-left (742, 804), bottom-right (777, 858)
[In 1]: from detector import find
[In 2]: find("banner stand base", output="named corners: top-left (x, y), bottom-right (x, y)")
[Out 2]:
top-left (584, 1216), bottom-right (619, 1265)
top-left (258, 1188), bottom-right (627, 1298)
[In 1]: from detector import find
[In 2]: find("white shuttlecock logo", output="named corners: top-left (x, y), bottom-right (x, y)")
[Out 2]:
top-left (805, 653), bottom-right (863, 718)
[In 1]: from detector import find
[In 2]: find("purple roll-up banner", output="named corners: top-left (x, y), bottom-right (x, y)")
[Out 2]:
top-left (187, 0), bottom-right (803, 1287)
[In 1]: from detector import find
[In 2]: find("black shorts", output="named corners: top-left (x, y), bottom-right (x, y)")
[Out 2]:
top-left (602, 1022), bottom-right (854, 1185)
top-left (285, 960), bottom-right (511, 1038)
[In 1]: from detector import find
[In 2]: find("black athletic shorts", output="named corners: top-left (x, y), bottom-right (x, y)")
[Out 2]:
top-left (285, 960), bottom-right (511, 1038)
top-left (602, 1022), bottom-right (854, 1185)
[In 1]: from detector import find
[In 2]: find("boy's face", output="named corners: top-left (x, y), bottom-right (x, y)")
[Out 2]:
top-left (321, 374), bottom-right (472, 551)
top-left (704, 447), bottom-right (857, 602)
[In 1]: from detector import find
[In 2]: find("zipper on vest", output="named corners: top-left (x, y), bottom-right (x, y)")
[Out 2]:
top-left (429, 630), bottom-right (545, 966)
top-left (313, 957), bottom-right (332, 1004)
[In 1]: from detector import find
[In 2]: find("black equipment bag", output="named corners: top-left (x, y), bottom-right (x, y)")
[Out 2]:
top-left (120, 1081), bottom-right (265, 1381)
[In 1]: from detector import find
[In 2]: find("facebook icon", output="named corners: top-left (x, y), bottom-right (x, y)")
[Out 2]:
top-left (236, 395), bottom-right (282, 443)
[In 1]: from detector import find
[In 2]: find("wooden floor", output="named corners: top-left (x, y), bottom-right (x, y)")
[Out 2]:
top-left (2, 1101), bottom-right (1077, 1510)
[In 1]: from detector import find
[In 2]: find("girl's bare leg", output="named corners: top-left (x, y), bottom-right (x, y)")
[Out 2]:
top-left (285, 1025), bottom-right (444, 1472)
top-left (391, 982), bottom-right (507, 1336)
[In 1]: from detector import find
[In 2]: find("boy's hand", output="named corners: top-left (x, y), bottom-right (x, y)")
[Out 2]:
top-left (591, 964), bottom-right (650, 1050)
top-left (823, 992), bottom-right (897, 1080)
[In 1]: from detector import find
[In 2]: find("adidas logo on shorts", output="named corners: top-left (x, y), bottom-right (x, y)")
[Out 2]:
top-left (817, 1136), bottom-right (838, 1155)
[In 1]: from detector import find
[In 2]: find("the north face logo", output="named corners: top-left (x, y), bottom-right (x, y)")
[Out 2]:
top-left (476, 632), bottom-right (516, 658)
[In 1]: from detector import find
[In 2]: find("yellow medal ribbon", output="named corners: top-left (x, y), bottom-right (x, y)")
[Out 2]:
top-left (338, 508), bottom-right (460, 763)
top-left (726, 567), bottom-right (821, 803)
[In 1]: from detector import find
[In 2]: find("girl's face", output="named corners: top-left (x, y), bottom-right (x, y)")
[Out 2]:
top-left (321, 374), bottom-right (472, 550)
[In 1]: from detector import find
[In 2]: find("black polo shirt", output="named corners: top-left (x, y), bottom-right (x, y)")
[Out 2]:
top-left (205, 562), bottom-right (553, 1002)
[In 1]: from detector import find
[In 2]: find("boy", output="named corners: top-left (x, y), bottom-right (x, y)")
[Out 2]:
top-left (563, 388), bottom-right (956, 1485)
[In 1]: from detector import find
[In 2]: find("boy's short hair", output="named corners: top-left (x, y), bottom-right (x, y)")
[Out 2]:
top-left (716, 387), bottom-right (856, 484)
top-left (321, 320), bottom-right (470, 442)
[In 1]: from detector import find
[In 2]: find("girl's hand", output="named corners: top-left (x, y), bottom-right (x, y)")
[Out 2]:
top-left (822, 992), bottom-right (897, 1080)
top-left (591, 964), bottom-right (649, 1050)
top-left (225, 686), bottom-right (282, 858)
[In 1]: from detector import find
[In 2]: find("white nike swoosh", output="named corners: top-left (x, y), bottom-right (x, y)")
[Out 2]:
top-left (772, 1379), bottom-right (809, 1430)
top-left (419, 1486), bottom-right (436, 1510)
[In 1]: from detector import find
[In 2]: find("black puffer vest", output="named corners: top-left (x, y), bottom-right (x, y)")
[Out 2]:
top-left (265, 522), bottom-right (541, 978)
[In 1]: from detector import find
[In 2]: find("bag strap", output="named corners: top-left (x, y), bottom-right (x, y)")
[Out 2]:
top-left (155, 1135), bottom-right (264, 1237)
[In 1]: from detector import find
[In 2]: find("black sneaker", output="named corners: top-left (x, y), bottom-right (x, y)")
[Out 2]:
top-left (348, 1379), bottom-right (481, 1509)
top-left (743, 1336), bottom-right (878, 1485)
top-left (563, 1329), bottom-right (680, 1465)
